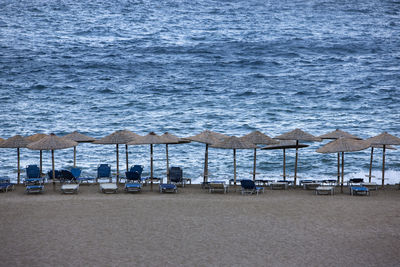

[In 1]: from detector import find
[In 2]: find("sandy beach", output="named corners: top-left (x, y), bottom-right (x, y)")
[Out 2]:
top-left (1, 184), bottom-right (399, 267)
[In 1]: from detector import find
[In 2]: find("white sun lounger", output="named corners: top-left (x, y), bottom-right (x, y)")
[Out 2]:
top-left (61, 184), bottom-right (79, 194)
top-left (315, 186), bottom-right (334, 195)
top-left (100, 183), bottom-right (118, 194)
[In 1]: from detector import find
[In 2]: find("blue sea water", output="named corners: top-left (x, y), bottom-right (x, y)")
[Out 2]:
top-left (0, 0), bottom-right (399, 184)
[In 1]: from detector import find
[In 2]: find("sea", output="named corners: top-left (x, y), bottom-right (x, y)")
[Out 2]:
top-left (0, 0), bottom-right (399, 184)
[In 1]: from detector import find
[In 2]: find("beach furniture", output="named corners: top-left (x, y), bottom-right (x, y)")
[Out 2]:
top-left (99, 183), bottom-right (118, 194)
top-left (125, 171), bottom-right (142, 193)
top-left (240, 179), bottom-right (264, 195)
top-left (97, 164), bottom-right (112, 183)
top-left (25, 178), bottom-right (44, 194)
top-left (0, 178), bottom-right (14, 192)
top-left (347, 178), bottom-right (364, 187)
top-left (61, 184), bottom-right (79, 194)
top-left (361, 182), bottom-right (378, 191)
top-left (47, 170), bottom-right (62, 181)
top-left (209, 181), bottom-right (228, 194)
top-left (159, 183), bottom-right (177, 193)
top-left (71, 167), bottom-right (93, 184)
top-left (321, 179), bottom-right (337, 186)
top-left (270, 182), bottom-right (288, 190)
top-left (303, 181), bottom-right (321, 190)
top-left (130, 165), bottom-right (144, 175)
top-left (169, 166), bottom-right (184, 187)
top-left (315, 186), bottom-right (335, 195)
top-left (350, 186), bottom-right (370, 196)
top-left (229, 179), bottom-right (243, 186)
top-left (26, 165), bottom-right (41, 179)
top-left (255, 179), bottom-right (274, 186)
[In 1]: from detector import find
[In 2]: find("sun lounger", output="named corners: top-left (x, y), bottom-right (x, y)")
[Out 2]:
top-left (270, 182), bottom-right (288, 190)
top-left (169, 167), bottom-right (184, 187)
top-left (350, 186), bottom-right (370, 196)
top-left (99, 183), bottom-right (118, 194)
top-left (304, 182), bottom-right (321, 190)
top-left (255, 179), bottom-right (274, 186)
top-left (240, 180), bottom-right (264, 195)
top-left (315, 186), bottom-right (334, 195)
top-left (347, 178), bottom-right (364, 187)
top-left (159, 183), bottom-right (177, 193)
top-left (361, 182), bottom-right (378, 191)
top-left (61, 184), bottom-right (79, 194)
top-left (71, 167), bottom-right (95, 184)
top-left (0, 182), bottom-right (14, 192)
top-left (25, 178), bottom-right (44, 194)
top-left (209, 181), bottom-right (228, 194)
top-left (125, 171), bottom-right (142, 193)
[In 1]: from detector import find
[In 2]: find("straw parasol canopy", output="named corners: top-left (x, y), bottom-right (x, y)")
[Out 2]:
top-left (62, 131), bottom-right (95, 168)
top-left (27, 133), bottom-right (78, 188)
top-left (319, 129), bottom-right (361, 183)
top-left (317, 138), bottom-right (370, 192)
top-left (0, 135), bottom-right (31, 184)
top-left (184, 130), bottom-right (229, 183)
top-left (25, 133), bottom-right (47, 175)
top-left (128, 132), bottom-right (171, 190)
top-left (262, 140), bottom-right (309, 180)
top-left (161, 132), bottom-right (191, 183)
top-left (93, 130), bottom-right (141, 182)
top-left (211, 136), bottom-right (257, 186)
top-left (274, 129), bottom-right (321, 186)
top-left (241, 131), bottom-right (279, 181)
top-left (367, 132), bottom-right (400, 187)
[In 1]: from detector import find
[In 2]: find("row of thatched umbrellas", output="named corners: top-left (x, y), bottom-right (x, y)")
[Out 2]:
top-left (0, 129), bottom-right (399, 192)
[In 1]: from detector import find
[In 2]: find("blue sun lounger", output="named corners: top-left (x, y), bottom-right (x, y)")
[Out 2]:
top-left (25, 178), bottom-right (44, 194)
top-left (240, 179), bottom-right (264, 195)
top-left (159, 183), bottom-right (177, 193)
top-left (71, 167), bottom-right (95, 184)
top-left (350, 186), bottom-right (370, 196)
top-left (0, 178), bottom-right (14, 192)
top-left (125, 171), bottom-right (142, 193)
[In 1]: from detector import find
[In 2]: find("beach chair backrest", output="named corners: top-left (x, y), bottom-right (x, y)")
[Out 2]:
top-left (241, 180), bottom-right (255, 190)
top-left (60, 170), bottom-right (75, 182)
top-left (169, 167), bottom-right (183, 182)
top-left (70, 168), bottom-right (81, 179)
top-left (130, 165), bottom-right (143, 175)
top-left (98, 164), bottom-right (111, 178)
top-left (47, 170), bottom-right (62, 179)
top-left (125, 171), bottom-right (141, 182)
top-left (26, 165), bottom-right (40, 179)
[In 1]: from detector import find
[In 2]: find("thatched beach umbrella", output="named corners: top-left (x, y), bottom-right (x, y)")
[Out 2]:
top-left (25, 133), bottom-right (47, 175)
top-left (185, 130), bottom-right (228, 183)
top-left (27, 133), bottom-right (77, 188)
top-left (161, 132), bottom-right (191, 183)
top-left (62, 131), bottom-right (95, 168)
top-left (367, 132), bottom-right (400, 187)
top-left (317, 138), bottom-right (370, 193)
top-left (364, 144), bottom-right (396, 183)
top-left (128, 132), bottom-right (170, 190)
top-left (241, 131), bottom-right (278, 181)
top-left (275, 129), bottom-right (321, 187)
top-left (319, 129), bottom-right (361, 183)
top-left (262, 140), bottom-right (309, 180)
top-left (0, 135), bottom-right (30, 184)
top-left (211, 136), bottom-right (257, 186)
top-left (93, 130), bottom-right (140, 183)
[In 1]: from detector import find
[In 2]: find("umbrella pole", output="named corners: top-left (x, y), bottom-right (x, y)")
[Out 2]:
top-left (337, 152), bottom-right (340, 184)
top-left (52, 149), bottom-right (55, 190)
top-left (17, 148), bottom-right (20, 184)
top-left (40, 150), bottom-right (43, 177)
top-left (253, 148), bottom-right (256, 181)
top-left (382, 145), bottom-right (386, 188)
top-left (204, 144), bottom-right (208, 183)
top-left (73, 146), bottom-right (76, 168)
top-left (294, 140), bottom-right (299, 187)
top-left (341, 152), bottom-right (344, 193)
top-left (150, 144), bottom-right (153, 191)
top-left (116, 144), bottom-right (119, 183)
top-left (166, 144), bottom-right (169, 183)
top-left (233, 149), bottom-right (237, 187)
top-left (126, 144), bottom-right (129, 172)
top-left (369, 147), bottom-right (374, 183)
top-left (283, 149), bottom-right (286, 181)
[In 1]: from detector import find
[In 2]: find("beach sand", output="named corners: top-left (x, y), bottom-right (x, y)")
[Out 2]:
top-left (1, 184), bottom-right (399, 267)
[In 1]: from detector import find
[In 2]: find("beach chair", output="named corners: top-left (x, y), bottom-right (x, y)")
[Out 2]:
top-left (315, 186), bottom-right (334, 195)
top-left (350, 186), bottom-right (370, 196)
top-left (209, 181), bottom-right (228, 194)
top-left (125, 171), bottom-right (142, 193)
top-left (169, 166), bottom-right (184, 187)
top-left (347, 178), bottom-right (363, 187)
top-left (71, 167), bottom-right (95, 184)
top-left (99, 183), bottom-right (118, 194)
top-left (130, 165), bottom-right (144, 175)
top-left (97, 164), bottom-right (112, 183)
top-left (25, 178), bottom-right (44, 194)
top-left (270, 182), bottom-right (288, 190)
top-left (26, 165), bottom-right (41, 179)
top-left (361, 182), bottom-right (378, 191)
top-left (47, 170), bottom-right (62, 181)
top-left (159, 183), bottom-right (177, 193)
top-left (0, 178), bottom-right (14, 192)
top-left (240, 179), bottom-right (264, 195)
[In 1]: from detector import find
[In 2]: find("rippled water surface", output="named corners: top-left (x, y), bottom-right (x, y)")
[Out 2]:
top-left (1, 0), bottom-right (399, 183)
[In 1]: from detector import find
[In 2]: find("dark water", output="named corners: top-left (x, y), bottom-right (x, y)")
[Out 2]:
top-left (1, 0), bottom-right (399, 184)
